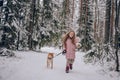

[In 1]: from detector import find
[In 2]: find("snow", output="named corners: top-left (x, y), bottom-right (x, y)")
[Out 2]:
top-left (0, 47), bottom-right (120, 80)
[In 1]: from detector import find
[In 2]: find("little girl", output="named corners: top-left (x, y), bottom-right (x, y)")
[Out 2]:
top-left (62, 30), bottom-right (79, 73)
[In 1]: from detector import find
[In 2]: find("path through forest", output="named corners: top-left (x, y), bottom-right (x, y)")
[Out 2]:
top-left (0, 47), bottom-right (119, 80)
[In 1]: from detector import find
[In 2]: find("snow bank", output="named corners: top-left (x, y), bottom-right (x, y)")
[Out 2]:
top-left (0, 48), bottom-right (15, 57)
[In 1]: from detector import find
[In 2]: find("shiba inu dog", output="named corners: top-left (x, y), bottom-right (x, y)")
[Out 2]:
top-left (47, 53), bottom-right (54, 69)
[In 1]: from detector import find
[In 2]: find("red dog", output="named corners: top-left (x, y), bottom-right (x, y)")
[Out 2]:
top-left (47, 53), bottom-right (54, 69)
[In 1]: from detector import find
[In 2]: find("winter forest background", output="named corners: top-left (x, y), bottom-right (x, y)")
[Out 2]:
top-left (0, 0), bottom-right (120, 76)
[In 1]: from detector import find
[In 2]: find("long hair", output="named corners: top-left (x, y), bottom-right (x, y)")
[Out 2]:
top-left (63, 31), bottom-right (76, 48)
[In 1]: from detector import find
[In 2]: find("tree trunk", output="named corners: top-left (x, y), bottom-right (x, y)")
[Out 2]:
top-left (17, 31), bottom-right (20, 50)
top-left (65, 0), bottom-right (70, 28)
top-left (80, 0), bottom-right (83, 25)
top-left (85, 0), bottom-right (88, 26)
top-left (28, 0), bottom-right (36, 50)
top-left (66, 0), bottom-right (70, 15)
top-left (78, 0), bottom-right (83, 36)
top-left (94, 0), bottom-right (97, 40)
top-left (104, 0), bottom-right (111, 43)
top-left (72, 0), bottom-right (75, 21)
top-left (115, 0), bottom-right (120, 72)
top-left (110, 0), bottom-right (115, 42)
top-left (84, 0), bottom-right (88, 51)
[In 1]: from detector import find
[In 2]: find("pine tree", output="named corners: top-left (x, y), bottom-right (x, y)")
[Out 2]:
top-left (78, 0), bottom-right (94, 51)
top-left (0, 0), bottom-right (20, 49)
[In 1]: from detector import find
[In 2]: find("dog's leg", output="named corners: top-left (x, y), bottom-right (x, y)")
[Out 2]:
top-left (47, 60), bottom-right (49, 68)
top-left (51, 60), bottom-right (53, 69)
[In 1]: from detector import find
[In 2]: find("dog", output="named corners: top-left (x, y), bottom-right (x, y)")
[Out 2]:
top-left (47, 53), bottom-right (54, 69)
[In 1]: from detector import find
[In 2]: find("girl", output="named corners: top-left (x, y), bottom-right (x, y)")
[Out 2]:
top-left (63, 31), bottom-right (79, 73)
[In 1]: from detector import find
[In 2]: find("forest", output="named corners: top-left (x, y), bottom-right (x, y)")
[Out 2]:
top-left (0, 0), bottom-right (120, 73)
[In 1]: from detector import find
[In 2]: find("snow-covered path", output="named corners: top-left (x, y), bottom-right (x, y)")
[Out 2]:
top-left (0, 47), bottom-right (119, 80)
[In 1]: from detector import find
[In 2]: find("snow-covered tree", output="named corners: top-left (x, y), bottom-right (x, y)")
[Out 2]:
top-left (78, 0), bottom-right (94, 51)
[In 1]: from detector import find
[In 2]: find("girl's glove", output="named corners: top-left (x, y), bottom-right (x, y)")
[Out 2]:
top-left (62, 50), bottom-right (66, 55)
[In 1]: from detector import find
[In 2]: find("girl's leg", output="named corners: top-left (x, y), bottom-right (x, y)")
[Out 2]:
top-left (66, 59), bottom-right (74, 68)
top-left (65, 59), bottom-right (74, 73)
top-left (69, 59), bottom-right (74, 64)
top-left (66, 59), bottom-right (71, 66)
top-left (69, 59), bottom-right (74, 70)
top-left (65, 59), bottom-right (71, 73)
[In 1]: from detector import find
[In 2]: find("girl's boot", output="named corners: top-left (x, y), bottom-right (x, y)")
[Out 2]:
top-left (69, 64), bottom-right (72, 70)
top-left (66, 66), bottom-right (69, 73)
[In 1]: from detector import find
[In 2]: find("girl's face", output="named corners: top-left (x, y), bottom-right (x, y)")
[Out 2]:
top-left (69, 31), bottom-right (75, 38)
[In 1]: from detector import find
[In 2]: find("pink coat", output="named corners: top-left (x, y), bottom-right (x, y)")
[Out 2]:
top-left (65, 38), bottom-right (79, 59)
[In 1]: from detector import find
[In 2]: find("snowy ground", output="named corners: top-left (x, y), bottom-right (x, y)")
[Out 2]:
top-left (0, 47), bottom-right (120, 80)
